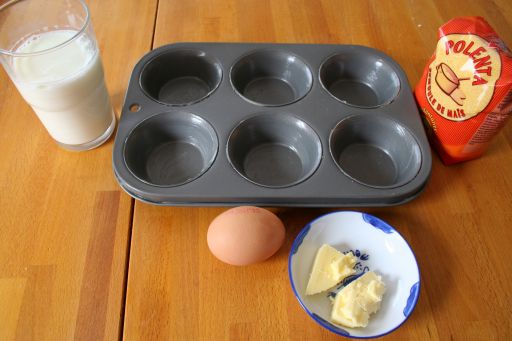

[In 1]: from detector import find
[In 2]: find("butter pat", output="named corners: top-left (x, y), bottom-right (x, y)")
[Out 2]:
top-left (306, 244), bottom-right (356, 295)
top-left (331, 271), bottom-right (386, 328)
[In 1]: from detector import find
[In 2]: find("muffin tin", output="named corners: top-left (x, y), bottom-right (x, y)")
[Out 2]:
top-left (112, 43), bottom-right (432, 206)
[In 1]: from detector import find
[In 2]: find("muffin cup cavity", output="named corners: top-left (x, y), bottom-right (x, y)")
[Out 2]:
top-left (227, 113), bottom-right (322, 188)
top-left (140, 49), bottom-right (222, 105)
top-left (319, 52), bottom-right (400, 108)
top-left (230, 50), bottom-right (313, 106)
top-left (329, 115), bottom-right (421, 188)
top-left (124, 112), bottom-right (218, 187)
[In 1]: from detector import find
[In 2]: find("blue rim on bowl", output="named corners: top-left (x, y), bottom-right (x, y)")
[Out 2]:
top-left (288, 211), bottom-right (420, 339)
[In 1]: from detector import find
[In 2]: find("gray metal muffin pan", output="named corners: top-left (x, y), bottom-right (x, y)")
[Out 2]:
top-left (112, 43), bottom-right (432, 206)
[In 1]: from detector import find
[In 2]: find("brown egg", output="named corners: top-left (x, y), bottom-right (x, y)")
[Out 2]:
top-left (207, 206), bottom-right (286, 266)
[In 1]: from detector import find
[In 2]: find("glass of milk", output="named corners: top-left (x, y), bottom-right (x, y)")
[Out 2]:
top-left (0, 0), bottom-right (116, 151)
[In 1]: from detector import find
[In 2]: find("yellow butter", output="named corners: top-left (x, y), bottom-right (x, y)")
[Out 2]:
top-left (331, 271), bottom-right (386, 328)
top-left (305, 244), bottom-right (356, 296)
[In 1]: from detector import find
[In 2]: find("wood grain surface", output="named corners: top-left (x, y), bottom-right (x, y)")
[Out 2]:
top-left (1, 0), bottom-right (511, 340)
top-left (0, 0), bottom-right (157, 340)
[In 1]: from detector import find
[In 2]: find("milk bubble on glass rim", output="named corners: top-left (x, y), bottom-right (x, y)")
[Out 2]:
top-left (11, 29), bottom-right (114, 146)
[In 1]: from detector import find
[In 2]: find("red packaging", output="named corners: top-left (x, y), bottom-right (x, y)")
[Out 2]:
top-left (414, 16), bottom-right (512, 164)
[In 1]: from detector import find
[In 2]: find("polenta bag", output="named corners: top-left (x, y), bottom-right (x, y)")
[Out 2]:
top-left (415, 16), bottom-right (512, 164)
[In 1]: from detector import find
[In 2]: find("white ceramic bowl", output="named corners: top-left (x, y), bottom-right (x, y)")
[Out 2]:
top-left (288, 211), bottom-right (420, 338)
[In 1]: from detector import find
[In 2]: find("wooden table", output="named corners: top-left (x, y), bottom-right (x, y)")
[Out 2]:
top-left (1, 0), bottom-right (511, 340)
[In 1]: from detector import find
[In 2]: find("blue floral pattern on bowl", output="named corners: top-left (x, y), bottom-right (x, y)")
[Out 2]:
top-left (403, 282), bottom-right (420, 317)
top-left (363, 213), bottom-right (394, 234)
top-left (328, 249), bottom-right (371, 299)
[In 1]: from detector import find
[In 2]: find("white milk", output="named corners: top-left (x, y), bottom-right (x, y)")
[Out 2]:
top-left (12, 30), bottom-right (113, 146)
